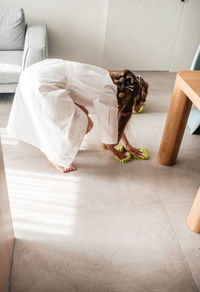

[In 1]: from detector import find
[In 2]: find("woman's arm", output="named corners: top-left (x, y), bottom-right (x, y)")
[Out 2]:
top-left (103, 131), bottom-right (143, 160)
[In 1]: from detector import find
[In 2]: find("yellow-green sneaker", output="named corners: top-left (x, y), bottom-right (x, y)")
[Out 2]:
top-left (133, 98), bottom-right (148, 114)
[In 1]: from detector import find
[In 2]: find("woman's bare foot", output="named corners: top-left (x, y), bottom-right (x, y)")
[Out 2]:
top-left (53, 164), bottom-right (76, 173)
top-left (48, 159), bottom-right (76, 173)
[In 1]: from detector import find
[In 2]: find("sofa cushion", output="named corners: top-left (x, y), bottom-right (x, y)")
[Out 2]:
top-left (0, 8), bottom-right (25, 50)
top-left (0, 51), bottom-right (23, 83)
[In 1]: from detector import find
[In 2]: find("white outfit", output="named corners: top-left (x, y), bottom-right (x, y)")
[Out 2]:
top-left (7, 59), bottom-right (118, 168)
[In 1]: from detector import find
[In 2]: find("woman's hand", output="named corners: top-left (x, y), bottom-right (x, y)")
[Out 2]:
top-left (104, 144), bottom-right (127, 160)
top-left (125, 144), bottom-right (143, 158)
top-left (121, 133), bottom-right (143, 158)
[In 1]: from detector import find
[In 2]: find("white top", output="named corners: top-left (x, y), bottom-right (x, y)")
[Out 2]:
top-left (7, 59), bottom-right (118, 168)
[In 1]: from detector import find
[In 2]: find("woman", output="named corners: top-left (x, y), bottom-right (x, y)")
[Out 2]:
top-left (7, 59), bottom-right (148, 173)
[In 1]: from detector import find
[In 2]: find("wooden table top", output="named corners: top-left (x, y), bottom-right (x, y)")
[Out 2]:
top-left (176, 71), bottom-right (200, 110)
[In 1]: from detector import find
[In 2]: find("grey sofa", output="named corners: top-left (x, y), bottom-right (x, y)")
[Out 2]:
top-left (187, 44), bottom-right (200, 134)
top-left (0, 8), bottom-right (48, 93)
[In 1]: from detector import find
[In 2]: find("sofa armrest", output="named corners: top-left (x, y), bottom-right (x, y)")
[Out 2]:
top-left (22, 23), bottom-right (48, 69)
top-left (191, 44), bottom-right (200, 70)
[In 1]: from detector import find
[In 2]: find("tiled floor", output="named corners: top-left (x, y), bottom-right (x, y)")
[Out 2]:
top-left (0, 71), bottom-right (200, 292)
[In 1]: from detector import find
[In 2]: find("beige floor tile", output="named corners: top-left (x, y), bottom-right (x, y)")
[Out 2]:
top-left (11, 205), bottom-right (198, 292)
top-left (165, 202), bottom-right (200, 290)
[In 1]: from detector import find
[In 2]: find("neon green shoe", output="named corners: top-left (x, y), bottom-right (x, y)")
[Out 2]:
top-left (133, 98), bottom-right (148, 114)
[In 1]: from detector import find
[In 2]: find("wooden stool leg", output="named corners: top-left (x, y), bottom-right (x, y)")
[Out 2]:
top-left (157, 81), bottom-right (192, 166)
top-left (187, 188), bottom-right (200, 233)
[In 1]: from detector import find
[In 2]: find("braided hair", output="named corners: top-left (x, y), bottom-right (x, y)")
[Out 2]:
top-left (109, 70), bottom-right (148, 143)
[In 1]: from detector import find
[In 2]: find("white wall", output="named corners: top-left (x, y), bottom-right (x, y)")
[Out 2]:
top-left (1, 0), bottom-right (108, 67)
top-left (170, 0), bottom-right (200, 71)
top-left (1, 0), bottom-right (200, 71)
top-left (104, 0), bottom-right (183, 70)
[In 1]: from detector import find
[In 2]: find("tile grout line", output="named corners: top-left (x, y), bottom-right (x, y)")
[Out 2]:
top-left (147, 146), bottom-right (199, 290)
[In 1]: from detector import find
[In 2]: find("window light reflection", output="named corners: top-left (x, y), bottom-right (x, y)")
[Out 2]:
top-left (6, 169), bottom-right (80, 238)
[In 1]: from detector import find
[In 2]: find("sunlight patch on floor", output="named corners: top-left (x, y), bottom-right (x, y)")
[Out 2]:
top-left (6, 169), bottom-right (80, 238)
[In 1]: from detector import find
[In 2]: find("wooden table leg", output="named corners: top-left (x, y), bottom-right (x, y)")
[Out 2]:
top-left (187, 187), bottom-right (200, 233)
top-left (157, 80), bottom-right (192, 166)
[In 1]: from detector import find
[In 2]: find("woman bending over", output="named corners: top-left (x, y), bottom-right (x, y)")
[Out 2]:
top-left (7, 59), bottom-right (148, 173)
